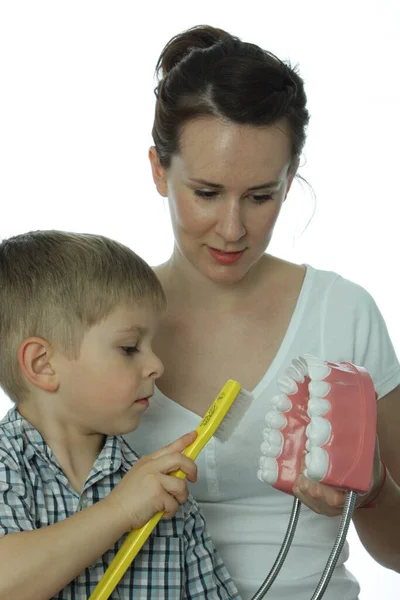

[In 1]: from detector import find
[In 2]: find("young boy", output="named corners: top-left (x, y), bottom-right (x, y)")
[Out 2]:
top-left (0, 230), bottom-right (240, 600)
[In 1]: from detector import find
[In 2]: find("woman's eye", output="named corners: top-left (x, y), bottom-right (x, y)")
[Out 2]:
top-left (121, 346), bottom-right (139, 356)
top-left (251, 194), bottom-right (273, 204)
top-left (194, 189), bottom-right (273, 203)
top-left (194, 190), bottom-right (218, 199)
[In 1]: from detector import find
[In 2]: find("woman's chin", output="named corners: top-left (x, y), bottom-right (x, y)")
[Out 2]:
top-left (200, 260), bottom-right (253, 285)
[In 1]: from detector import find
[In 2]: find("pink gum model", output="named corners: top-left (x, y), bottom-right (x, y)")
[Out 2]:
top-left (258, 358), bottom-right (377, 495)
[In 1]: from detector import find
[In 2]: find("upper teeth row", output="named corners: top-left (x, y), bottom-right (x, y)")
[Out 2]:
top-left (257, 355), bottom-right (332, 485)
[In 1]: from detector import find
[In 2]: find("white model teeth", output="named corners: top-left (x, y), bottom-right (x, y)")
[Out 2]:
top-left (304, 447), bottom-right (329, 481)
top-left (262, 427), bottom-right (271, 441)
top-left (277, 375), bottom-right (298, 395)
top-left (258, 355), bottom-right (335, 488)
top-left (265, 409), bottom-right (287, 429)
top-left (260, 429), bottom-right (284, 457)
top-left (271, 394), bottom-right (292, 411)
top-left (307, 364), bottom-right (331, 381)
top-left (306, 417), bottom-right (331, 447)
top-left (308, 380), bottom-right (330, 398)
top-left (260, 439), bottom-right (281, 458)
top-left (257, 457), bottom-right (278, 485)
top-left (285, 364), bottom-right (305, 383)
top-left (307, 397), bottom-right (331, 417)
top-left (303, 353), bottom-right (323, 364)
top-left (292, 357), bottom-right (308, 375)
top-left (262, 428), bottom-right (284, 446)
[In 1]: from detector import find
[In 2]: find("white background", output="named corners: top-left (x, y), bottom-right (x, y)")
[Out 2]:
top-left (0, 1), bottom-right (399, 597)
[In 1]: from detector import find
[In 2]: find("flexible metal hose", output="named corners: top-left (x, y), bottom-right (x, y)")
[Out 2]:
top-left (310, 490), bottom-right (357, 600)
top-left (251, 491), bottom-right (357, 600)
top-left (251, 497), bottom-right (301, 600)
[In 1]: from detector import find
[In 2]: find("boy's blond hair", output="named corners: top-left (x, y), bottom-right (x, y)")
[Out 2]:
top-left (0, 230), bottom-right (166, 402)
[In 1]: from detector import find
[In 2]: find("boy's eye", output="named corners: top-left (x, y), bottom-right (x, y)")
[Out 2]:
top-left (121, 346), bottom-right (139, 356)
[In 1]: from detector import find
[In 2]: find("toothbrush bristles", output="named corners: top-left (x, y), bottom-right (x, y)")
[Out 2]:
top-left (214, 388), bottom-right (253, 442)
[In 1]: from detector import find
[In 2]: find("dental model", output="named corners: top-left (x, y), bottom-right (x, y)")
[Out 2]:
top-left (253, 356), bottom-right (377, 600)
top-left (258, 356), bottom-right (377, 495)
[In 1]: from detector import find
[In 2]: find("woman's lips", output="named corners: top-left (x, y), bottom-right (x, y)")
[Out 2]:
top-left (208, 247), bottom-right (245, 264)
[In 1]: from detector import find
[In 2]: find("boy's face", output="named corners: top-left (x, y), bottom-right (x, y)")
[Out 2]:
top-left (54, 302), bottom-right (164, 435)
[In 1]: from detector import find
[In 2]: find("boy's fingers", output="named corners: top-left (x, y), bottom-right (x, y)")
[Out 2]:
top-left (150, 431), bottom-right (198, 459)
top-left (162, 494), bottom-right (181, 519)
top-left (165, 431), bottom-right (198, 453)
top-left (157, 453), bottom-right (197, 479)
top-left (168, 455), bottom-right (198, 480)
top-left (160, 474), bottom-right (189, 503)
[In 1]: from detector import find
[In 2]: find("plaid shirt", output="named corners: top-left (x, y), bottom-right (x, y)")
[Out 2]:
top-left (0, 408), bottom-right (240, 600)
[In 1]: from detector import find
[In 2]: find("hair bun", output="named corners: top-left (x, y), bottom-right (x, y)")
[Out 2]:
top-left (156, 24), bottom-right (227, 78)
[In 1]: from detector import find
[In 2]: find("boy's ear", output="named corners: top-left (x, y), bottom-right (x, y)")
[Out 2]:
top-left (17, 338), bottom-right (59, 393)
top-left (149, 146), bottom-right (168, 197)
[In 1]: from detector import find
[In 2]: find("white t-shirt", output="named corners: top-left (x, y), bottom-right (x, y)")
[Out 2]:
top-left (126, 266), bottom-right (400, 600)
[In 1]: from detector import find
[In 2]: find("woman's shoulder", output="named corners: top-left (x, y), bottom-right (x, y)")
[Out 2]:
top-left (303, 265), bottom-right (393, 359)
top-left (262, 256), bottom-right (371, 305)
top-left (304, 264), bottom-right (378, 309)
top-left (260, 255), bottom-right (306, 294)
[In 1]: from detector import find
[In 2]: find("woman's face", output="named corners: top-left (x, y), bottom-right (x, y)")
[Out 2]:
top-left (150, 116), bottom-right (296, 284)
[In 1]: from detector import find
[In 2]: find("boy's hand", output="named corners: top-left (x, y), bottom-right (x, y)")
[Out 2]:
top-left (105, 431), bottom-right (198, 531)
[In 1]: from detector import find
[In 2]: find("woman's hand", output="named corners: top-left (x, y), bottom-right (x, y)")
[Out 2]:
top-left (292, 438), bottom-right (385, 516)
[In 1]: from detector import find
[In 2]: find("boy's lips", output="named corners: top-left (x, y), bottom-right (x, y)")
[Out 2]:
top-left (135, 397), bottom-right (150, 407)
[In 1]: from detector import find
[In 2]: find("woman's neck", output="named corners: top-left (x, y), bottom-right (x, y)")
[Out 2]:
top-left (155, 250), bottom-right (279, 312)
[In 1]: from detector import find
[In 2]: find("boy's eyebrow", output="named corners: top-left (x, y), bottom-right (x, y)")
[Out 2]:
top-left (117, 326), bottom-right (147, 335)
top-left (188, 178), bottom-right (281, 190)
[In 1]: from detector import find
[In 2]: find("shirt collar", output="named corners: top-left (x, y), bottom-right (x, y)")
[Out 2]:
top-left (11, 407), bottom-right (138, 483)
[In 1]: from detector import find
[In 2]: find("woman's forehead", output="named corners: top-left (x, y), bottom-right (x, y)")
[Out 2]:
top-left (174, 117), bottom-right (293, 185)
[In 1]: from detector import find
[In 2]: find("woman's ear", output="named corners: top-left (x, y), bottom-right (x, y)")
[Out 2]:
top-left (284, 159), bottom-right (300, 200)
top-left (149, 146), bottom-right (168, 197)
top-left (17, 338), bottom-right (59, 393)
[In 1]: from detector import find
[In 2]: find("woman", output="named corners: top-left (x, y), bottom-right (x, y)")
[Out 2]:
top-left (127, 25), bottom-right (400, 599)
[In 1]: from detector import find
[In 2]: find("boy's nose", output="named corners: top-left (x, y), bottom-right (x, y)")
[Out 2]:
top-left (148, 352), bottom-right (164, 380)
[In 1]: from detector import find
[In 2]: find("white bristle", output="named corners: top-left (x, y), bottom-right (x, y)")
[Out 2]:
top-left (214, 388), bottom-right (253, 442)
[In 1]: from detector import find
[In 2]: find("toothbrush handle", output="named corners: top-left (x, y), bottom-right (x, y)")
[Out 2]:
top-left (89, 381), bottom-right (238, 600)
top-left (89, 468), bottom-right (186, 600)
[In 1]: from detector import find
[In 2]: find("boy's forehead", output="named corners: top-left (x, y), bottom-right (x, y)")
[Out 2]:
top-left (106, 303), bottom-right (160, 333)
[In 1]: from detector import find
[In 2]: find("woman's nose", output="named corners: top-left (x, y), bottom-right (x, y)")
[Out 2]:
top-left (214, 198), bottom-right (246, 242)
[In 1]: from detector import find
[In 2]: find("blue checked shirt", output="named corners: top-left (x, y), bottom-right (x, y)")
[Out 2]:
top-left (0, 408), bottom-right (241, 599)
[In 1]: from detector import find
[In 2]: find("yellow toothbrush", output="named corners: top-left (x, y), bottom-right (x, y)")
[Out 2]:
top-left (89, 379), bottom-right (252, 600)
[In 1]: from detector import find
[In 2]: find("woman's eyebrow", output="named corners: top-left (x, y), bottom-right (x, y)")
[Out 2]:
top-left (188, 178), bottom-right (280, 190)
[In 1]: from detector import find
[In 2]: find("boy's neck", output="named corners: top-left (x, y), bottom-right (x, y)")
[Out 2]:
top-left (18, 400), bottom-right (105, 493)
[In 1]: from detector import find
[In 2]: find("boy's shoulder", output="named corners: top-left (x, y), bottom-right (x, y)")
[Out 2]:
top-left (0, 407), bottom-right (27, 469)
top-left (0, 407), bottom-right (51, 482)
